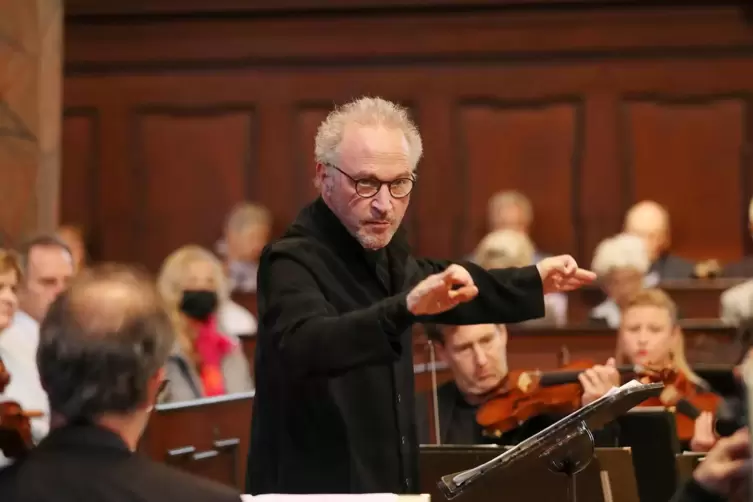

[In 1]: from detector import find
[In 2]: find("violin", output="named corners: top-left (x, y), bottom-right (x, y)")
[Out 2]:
top-left (476, 359), bottom-right (668, 438)
top-left (635, 367), bottom-right (721, 443)
top-left (0, 356), bottom-right (38, 458)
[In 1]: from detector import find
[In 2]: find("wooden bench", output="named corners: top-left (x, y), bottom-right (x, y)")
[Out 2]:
top-left (139, 391), bottom-right (254, 490)
top-left (414, 320), bottom-right (740, 371)
top-left (567, 279), bottom-right (745, 323)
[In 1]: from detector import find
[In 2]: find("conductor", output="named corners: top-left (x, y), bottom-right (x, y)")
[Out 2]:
top-left (246, 97), bottom-right (596, 495)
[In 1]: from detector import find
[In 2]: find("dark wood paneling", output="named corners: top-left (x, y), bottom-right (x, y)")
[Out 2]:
top-left (295, 106), bottom-right (331, 207)
top-left (132, 107), bottom-right (256, 269)
top-left (140, 392), bottom-right (253, 490)
top-left (457, 99), bottom-right (582, 257)
top-left (61, 109), bottom-right (100, 255)
top-left (67, 0), bottom-right (726, 17)
top-left (622, 96), bottom-right (748, 261)
top-left (62, 3), bottom-right (753, 271)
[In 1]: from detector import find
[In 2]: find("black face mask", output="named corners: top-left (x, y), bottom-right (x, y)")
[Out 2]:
top-left (179, 290), bottom-right (218, 321)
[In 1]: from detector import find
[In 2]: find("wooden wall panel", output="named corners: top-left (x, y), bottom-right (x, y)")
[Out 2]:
top-left (60, 110), bottom-right (99, 253)
top-left (624, 97), bottom-right (747, 261)
top-left (458, 100), bottom-right (581, 257)
top-left (295, 107), bottom-right (329, 207)
top-left (61, 2), bottom-right (753, 270)
top-left (132, 108), bottom-right (256, 270)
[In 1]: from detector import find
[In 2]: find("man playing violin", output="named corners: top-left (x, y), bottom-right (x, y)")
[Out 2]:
top-left (417, 323), bottom-right (620, 445)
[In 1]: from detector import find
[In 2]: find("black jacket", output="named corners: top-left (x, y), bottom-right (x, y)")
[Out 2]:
top-left (246, 198), bottom-right (545, 495)
top-left (0, 424), bottom-right (241, 502)
top-left (670, 479), bottom-right (726, 502)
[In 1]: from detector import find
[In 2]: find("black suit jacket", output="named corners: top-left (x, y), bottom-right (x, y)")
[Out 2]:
top-left (246, 197), bottom-right (545, 495)
top-left (0, 424), bottom-right (241, 502)
top-left (722, 256), bottom-right (753, 278)
top-left (651, 253), bottom-right (695, 280)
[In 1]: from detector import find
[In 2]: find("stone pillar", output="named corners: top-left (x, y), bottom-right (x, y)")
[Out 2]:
top-left (0, 0), bottom-right (63, 246)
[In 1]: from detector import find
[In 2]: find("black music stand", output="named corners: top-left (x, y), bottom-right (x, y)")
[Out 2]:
top-left (436, 381), bottom-right (664, 502)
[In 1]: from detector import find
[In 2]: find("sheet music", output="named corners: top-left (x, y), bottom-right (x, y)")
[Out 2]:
top-left (450, 379), bottom-right (645, 486)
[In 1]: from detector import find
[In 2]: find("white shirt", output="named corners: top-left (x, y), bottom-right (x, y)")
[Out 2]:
top-left (0, 311), bottom-right (50, 468)
top-left (219, 300), bottom-right (258, 337)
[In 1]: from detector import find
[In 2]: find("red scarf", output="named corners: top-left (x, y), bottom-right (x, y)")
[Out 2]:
top-left (193, 315), bottom-right (234, 397)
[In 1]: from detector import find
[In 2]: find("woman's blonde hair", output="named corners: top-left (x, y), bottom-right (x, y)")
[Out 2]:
top-left (617, 288), bottom-right (707, 388)
top-left (473, 230), bottom-right (535, 269)
top-left (156, 245), bottom-right (230, 367)
top-left (0, 249), bottom-right (21, 281)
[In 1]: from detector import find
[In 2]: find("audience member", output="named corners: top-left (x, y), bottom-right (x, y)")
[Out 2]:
top-left (0, 264), bottom-right (242, 501)
top-left (157, 245), bottom-right (253, 402)
top-left (487, 191), bottom-right (549, 263)
top-left (4, 234), bottom-right (74, 356)
top-left (216, 202), bottom-right (271, 293)
top-left (473, 229), bottom-right (566, 325)
top-left (590, 233), bottom-right (652, 328)
top-left (719, 198), bottom-right (753, 325)
top-left (623, 200), bottom-right (694, 280)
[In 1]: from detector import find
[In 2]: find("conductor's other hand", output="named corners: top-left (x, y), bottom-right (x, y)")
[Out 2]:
top-left (536, 255), bottom-right (596, 294)
top-left (693, 427), bottom-right (751, 499)
top-left (407, 265), bottom-right (478, 316)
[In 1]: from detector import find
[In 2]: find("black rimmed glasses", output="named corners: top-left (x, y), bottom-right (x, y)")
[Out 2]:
top-left (326, 163), bottom-right (415, 199)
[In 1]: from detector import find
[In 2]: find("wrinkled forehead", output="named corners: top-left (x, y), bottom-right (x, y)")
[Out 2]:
top-left (28, 245), bottom-right (73, 273)
top-left (448, 323), bottom-right (505, 344)
top-left (338, 124), bottom-right (412, 178)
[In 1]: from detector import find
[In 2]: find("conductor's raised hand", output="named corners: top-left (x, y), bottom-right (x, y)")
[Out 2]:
top-left (407, 265), bottom-right (479, 316)
top-left (536, 255), bottom-right (596, 294)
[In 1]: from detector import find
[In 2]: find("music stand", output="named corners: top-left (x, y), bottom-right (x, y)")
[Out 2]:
top-left (437, 381), bottom-right (663, 502)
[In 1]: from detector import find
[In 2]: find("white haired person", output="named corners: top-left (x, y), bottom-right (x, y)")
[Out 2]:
top-left (474, 230), bottom-right (567, 325)
top-left (217, 202), bottom-right (272, 293)
top-left (157, 245), bottom-right (253, 402)
top-left (590, 233), bottom-right (653, 328)
top-left (247, 96), bottom-right (596, 495)
top-left (486, 190), bottom-right (549, 263)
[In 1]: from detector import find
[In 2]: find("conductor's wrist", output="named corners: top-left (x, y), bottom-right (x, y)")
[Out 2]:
top-left (378, 293), bottom-right (416, 339)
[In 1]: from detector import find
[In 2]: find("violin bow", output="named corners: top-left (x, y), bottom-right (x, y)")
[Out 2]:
top-left (428, 339), bottom-right (441, 445)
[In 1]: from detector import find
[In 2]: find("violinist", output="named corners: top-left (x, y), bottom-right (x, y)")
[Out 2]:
top-left (415, 323), bottom-right (620, 446)
top-left (616, 288), bottom-right (721, 451)
top-left (0, 249), bottom-right (49, 467)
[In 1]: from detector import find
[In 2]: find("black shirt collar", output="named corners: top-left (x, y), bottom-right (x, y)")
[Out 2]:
top-left (36, 423), bottom-right (132, 455)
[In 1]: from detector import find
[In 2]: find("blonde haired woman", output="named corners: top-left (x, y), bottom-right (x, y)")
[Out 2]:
top-left (0, 249), bottom-right (49, 466)
top-left (157, 245), bottom-right (254, 402)
top-left (617, 289), bottom-right (719, 452)
top-left (474, 230), bottom-right (567, 326)
top-left (590, 233), bottom-right (654, 328)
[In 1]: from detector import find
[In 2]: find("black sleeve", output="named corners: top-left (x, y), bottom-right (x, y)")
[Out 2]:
top-left (414, 259), bottom-right (545, 325)
top-left (258, 251), bottom-right (416, 379)
top-left (670, 479), bottom-right (727, 502)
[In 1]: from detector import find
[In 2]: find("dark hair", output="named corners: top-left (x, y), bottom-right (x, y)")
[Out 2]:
top-left (424, 324), bottom-right (448, 344)
top-left (17, 233), bottom-right (72, 276)
top-left (38, 263), bottom-right (175, 421)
